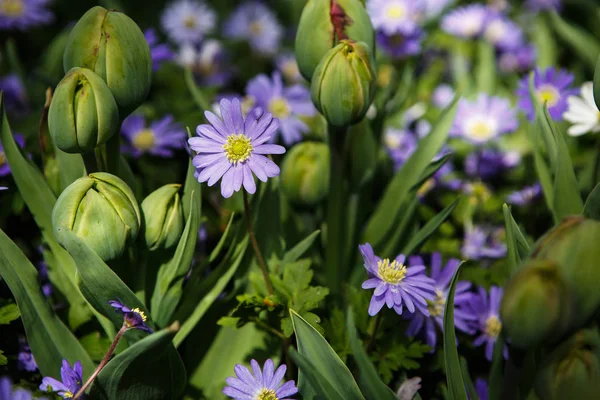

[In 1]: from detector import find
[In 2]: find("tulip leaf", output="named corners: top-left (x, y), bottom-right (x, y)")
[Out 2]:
top-left (584, 183), bottom-right (600, 220)
top-left (363, 96), bottom-right (459, 250)
top-left (532, 16), bottom-right (556, 69)
top-left (594, 54), bottom-right (600, 110)
top-left (289, 348), bottom-right (340, 400)
top-left (0, 228), bottom-right (94, 378)
top-left (503, 204), bottom-right (531, 275)
top-left (89, 323), bottom-right (186, 400)
top-left (381, 197), bottom-right (419, 257)
top-left (411, 153), bottom-right (452, 192)
top-left (291, 309), bottom-right (365, 400)
top-left (475, 40), bottom-right (496, 94)
top-left (549, 11), bottom-right (600, 69)
top-left (347, 309), bottom-right (397, 400)
top-left (443, 262), bottom-right (467, 400)
top-left (209, 212), bottom-right (236, 263)
top-left (460, 357), bottom-right (477, 400)
top-left (488, 332), bottom-right (506, 400)
top-left (529, 118), bottom-right (554, 211)
top-left (184, 67), bottom-right (211, 111)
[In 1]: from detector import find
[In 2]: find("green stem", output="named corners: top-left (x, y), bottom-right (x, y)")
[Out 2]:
top-left (592, 135), bottom-right (600, 188)
top-left (364, 312), bottom-right (382, 353)
top-left (251, 317), bottom-right (286, 340)
top-left (243, 190), bottom-right (274, 295)
top-left (82, 151), bottom-right (99, 174)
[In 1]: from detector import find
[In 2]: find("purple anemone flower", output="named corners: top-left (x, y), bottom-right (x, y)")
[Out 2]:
top-left (377, 29), bottom-right (424, 58)
top-left (276, 53), bottom-right (302, 84)
top-left (367, 0), bottom-right (424, 35)
top-left (0, 74), bottom-right (28, 114)
top-left (384, 128), bottom-right (418, 171)
top-left (245, 72), bottom-right (315, 146)
top-left (516, 67), bottom-right (576, 121)
top-left (177, 40), bottom-right (233, 87)
top-left (3, 376), bottom-right (45, 400)
top-left (121, 114), bottom-right (187, 158)
top-left (0, 132), bottom-right (25, 177)
top-left (422, 0), bottom-right (453, 20)
top-left (405, 253), bottom-right (476, 350)
top-left (223, 359), bottom-right (298, 400)
top-left (475, 378), bottom-right (489, 400)
top-left (441, 4), bottom-right (490, 39)
top-left (498, 43), bottom-right (536, 74)
top-left (17, 338), bottom-right (37, 372)
top-left (462, 225), bottom-right (507, 261)
top-left (359, 243), bottom-right (437, 316)
top-left (432, 84), bottom-right (455, 109)
top-left (40, 360), bottom-right (84, 399)
top-left (161, 0), bottom-right (216, 45)
top-left (506, 183), bottom-right (542, 206)
top-left (450, 94), bottom-right (518, 144)
top-left (144, 28), bottom-right (174, 71)
top-left (109, 300), bottom-right (153, 333)
top-left (189, 98), bottom-right (285, 198)
top-left (469, 286), bottom-right (508, 361)
top-left (224, 2), bottom-right (283, 55)
top-left (483, 14), bottom-right (523, 51)
top-left (464, 148), bottom-right (521, 180)
top-left (526, 0), bottom-right (560, 12)
top-left (0, 0), bottom-right (53, 31)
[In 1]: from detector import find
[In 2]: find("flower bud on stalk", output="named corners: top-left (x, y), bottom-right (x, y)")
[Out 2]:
top-left (141, 184), bottom-right (185, 251)
top-left (295, 0), bottom-right (374, 81)
top-left (281, 142), bottom-right (330, 207)
top-left (48, 67), bottom-right (119, 153)
top-left (52, 173), bottom-right (141, 261)
top-left (63, 6), bottom-right (152, 116)
top-left (311, 40), bottom-right (376, 128)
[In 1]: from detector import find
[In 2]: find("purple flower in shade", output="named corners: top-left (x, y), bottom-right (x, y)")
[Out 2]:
top-left (464, 148), bottom-right (521, 180)
top-left (405, 253), bottom-right (476, 350)
top-left (17, 338), bottom-right (37, 372)
top-left (121, 114), bottom-right (187, 158)
top-left (441, 4), bottom-right (490, 39)
top-left (475, 378), bottom-right (489, 400)
top-left (377, 29), bottom-right (424, 58)
top-left (223, 359), bottom-right (298, 400)
top-left (245, 72), bottom-right (316, 146)
top-left (517, 67), bottom-right (576, 121)
top-left (469, 286), bottom-right (508, 361)
top-left (36, 259), bottom-right (52, 298)
top-left (526, 0), bottom-right (560, 12)
top-left (109, 300), bottom-right (153, 333)
top-left (3, 376), bottom-right (45, 400)
top-left (40, 360), bottom-right (84, 399)
top-left (432, 84), bottom-right (455, 109)
top-left (0, 186), bottom-right (7, 191)
top-left (0, 0), bottom-right (53, 31)
top-left (367, 0), bottom-right (424, 35)
top-left (0, 74), bottom-right (28, 114)
top-left (275, 52), bottom-right (302, 84)
top-left (189, 98), bottom-right (285, 198)
top-left (422, 0), bottom-right (453, 20)
top-left (224, 2), bottom-right (283, 55)
top-left (450, 94), bottom-right (518, 145)
top-left (177, 40), bottom-right (232, 87)
top-left (359, 243), bottom-right (437, 316)
top-left (462, 225), bottom-right (507, 261)
top-left (161, 0), bottom-right (216, 45)
top-left (498, 43), bottom-right (536, 74)
top-left (506, 183), bottom-right (542, 206)
top-left (144, 28), bottom-right (174, 71)
top-left (0, 132), bottom-right (25, 177)
top-left (483, 14), bottom-right (523, 51)
top-left (384, 128), bottom-right (418, 171)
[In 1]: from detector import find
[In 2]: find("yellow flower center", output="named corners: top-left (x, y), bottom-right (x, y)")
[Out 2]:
top-left (427, 289), bottom-right (445, 317)
top-left (485, 315), bottom-right (502, 338)
top-left (377, 258), bottom-right (407, 285)
top-left (132, 129), bottom-right (156, 152)
top-left (223, 134), bottom-right (253, 164)
top-left (468, 120), bottom-right (494, 141)
top-left (268, 97), bottom-right (291, 119)
top-left (256, 388), bottom-right (278, 400)
top-left (250, 21), bottom-right (263, 35)
top-left (183, 16), bottom-right (197, 28)
top-left (386, 4), bottom-right (405, 19)
top-left (469, 182), bottom-right (491, 205)
top-left (0, 151), bottom-right (6, 166)
top-left (64, 392), bottom-right (74, 399)
top-left (131, 308), bottom-right (147, 322)
top-left (0, 0), bottom-right (24, 17)
top-left (537, 85), bottom-right (560, 107)
top-left (282, 61), bottom-right (299, 82)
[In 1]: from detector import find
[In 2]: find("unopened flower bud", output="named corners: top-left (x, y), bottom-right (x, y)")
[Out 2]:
top-left (311, 40), bottom-right (376, 128)
top-left (281, 142), bottom-right (330, 207)
top-left (48, 67), bottom-right (119, 153)
top-left (52, 173), bottom-right (141, 261)
top-left (63, 6), bottom-right (152, 116)
top-left (141, 184), bottom-right (185, 251)
top-left (295, 0), bottom-right (374, 81)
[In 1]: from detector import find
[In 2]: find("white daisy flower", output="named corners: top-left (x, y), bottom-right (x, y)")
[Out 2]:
top-left (563, 82), bottom-right (600, 136)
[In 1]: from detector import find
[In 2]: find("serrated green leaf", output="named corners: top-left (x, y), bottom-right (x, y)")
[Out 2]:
top-left (584, 183), bottom-right (600, 220)
top-left (549, 11), bottom-right (600, 68)
top-left (282, 230), bottom-right (321, 264)
top-left (502, 204), bottom-right (530, 275)
top-left (0, 303), bottom-right (20, 325)
top-left (443, 262), bottom-right (467, 400)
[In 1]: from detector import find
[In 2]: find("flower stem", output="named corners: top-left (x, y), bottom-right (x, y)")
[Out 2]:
top-left (72, 325), bottom-right (127, 400)
top-left (243, 190), bottom-right (274, 295)
top-left (364, 312), bottom-right (383, 353)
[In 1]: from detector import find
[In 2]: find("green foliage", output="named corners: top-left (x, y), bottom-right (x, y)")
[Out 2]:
top-left (0, 303), bottom-right (20, 325)
top-left (0, 350), bottom-right (7, 366)
top-left (374, 340), bottom-right (431, 384)
top-left (444, 262), bottom-right (467, 400)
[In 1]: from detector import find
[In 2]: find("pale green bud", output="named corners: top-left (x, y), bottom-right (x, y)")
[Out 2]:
top-left (281, 142), bottom-right (330, 207)
top-left (52, 173), bottom-right (141, 261)
top-left (48, 67), bottom-right (119, 153)
top-left (63, 6), bottom-right (152, 116)
top-left (141, 184), bottom-right (185, 251)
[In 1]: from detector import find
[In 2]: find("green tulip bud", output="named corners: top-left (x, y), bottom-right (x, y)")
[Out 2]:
top-left (141, 184), bottom-right (185, 251)
top-left (48, 67), bottom-right (119, 153)
top-left (52, 172), bottom-right (141, 261)
top-left (500, 260), bottom-right (573, 349)
top-left (311, 40), bottom-right (376, 128)
top-left (295, 0), bottom-right (374, 81)
top-left (63, 6), bottom-right (152, 116)
top-left (281, 142), bottom-right (330, 207)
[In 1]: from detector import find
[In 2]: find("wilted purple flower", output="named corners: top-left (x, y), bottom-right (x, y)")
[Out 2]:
top-left (224, 2), bottom-right (283, 55)
top-left (161, 0), bottom-right (216, 45)
top-left (464, 148), bottom-right (520, 180)
top-left (0, 133), bottom-right (25, 177)
top-left (223, 359), bottom-right (298, 400)
top-left (462, 225), bottom-right (507, 261)
top-left (450, 94), bottom-right (518, 144)
top-left (507, 183), bottom-right (542, 206)
top-left (359, 243), bottom-right (437, 316)
top-left (377, 29), bottom-right (424, 58)
top-left (384, 128), bottom-right (418, 171)
top-left (498, 43), bottom-right (536, 73)
top-left (469, 286), bottom-right (507, 361)
top-left (189, 98), bottom-right (285, 198)
top-left (144, 28), bottom-right (174, 71)
top-left (475, 378), bottom-right (489, 400)
top-left (0, 74), bottom-right (28, 114)
top-left (367, 0), bottom-right (424, 35)
top-left (40, 360), bottom-right (84, 399)
top-left (245, 72), bottom-right (315, 145)
top-left (405, 253), bottom-right (475, 349)
top-left (483, 14), bottom-right (523, 51)
top-left (121, 114), bottom-right (187, 158)
top-left (517, 67), bottom-right (576, 121)
top-left (276, 53), bottom-right (302, 84)
top-left (432, 84), bottom-right (455, 109)
top-left (526, 0), bottom-right (560, 12)
top-left (109, 300), bottom-right (153, 333)
top-left (17, 338), bottom-right (37, 372)
top-left (0, 0), bottom-right (53, 31)
top-left (441, 4), bottom-right (490, 38)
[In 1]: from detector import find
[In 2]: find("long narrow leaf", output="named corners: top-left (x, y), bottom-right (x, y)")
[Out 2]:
top-left (488, 332), bottom-right (505, 400)
top-left (502, 204), bottom-right (530, 275)
top-left (443, 263), bottom-right (467, 400)
top-left (549, 11), bottom-right (600, 68)
top-left (584, 183), bottom-right (600, 220)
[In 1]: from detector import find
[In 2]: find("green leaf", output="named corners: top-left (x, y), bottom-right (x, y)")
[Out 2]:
top-left (529, 118), bottom-right (554, 211)
top-left (584, 183), bottom-right (600, 220)
top-left (443, 262), bottom-right (467, 400)
top-left (282, 230), bottom-right (321, 263)
top-left (290, 309), bottom-right (365, 400)
top-left (502, 204), bottom-right (530, 275)
top-left (208, 212), bottom-right (236, 263)
top-left (411, 153), bottom-right (452, 191)
top-left (594, 54), bottom-right (600, 110)
top-left (460, 357), bottom-right (477, 400)
top-left (549, 11), bottom-right (600, 69)
top-left (347, 309), bottom-right (397, 400)
top-left (381, 197), bottom-right (419, 257)
top-left (0, 350), bottom-right (6, 365)
top-left (532, 15), bottom-right (556, 69)
top-left (89, 323), bottom-right (186, 400)
top-left (363, 96), bottom-right (459, 250)
top-left (184, 67), bottom-right (211, 111)
top-left (488, 332), bottom-right (505, 400)
top-left (0, 303), bottom-right (20, 325)
top-left (181, 155), bottom-right (202, 222)
top-left (0, 228), bottom-right (94, 378)
top-left (475, 40), bottom-right (496, 94)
